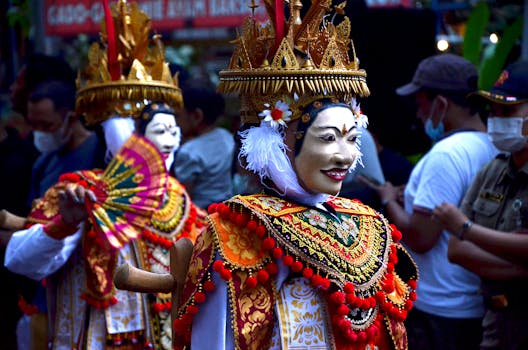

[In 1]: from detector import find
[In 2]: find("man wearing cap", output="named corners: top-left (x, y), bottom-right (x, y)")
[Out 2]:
top-left (363, 53), bottom-right (498, 349)
top-left (432, 60), bottom-right (528, 349)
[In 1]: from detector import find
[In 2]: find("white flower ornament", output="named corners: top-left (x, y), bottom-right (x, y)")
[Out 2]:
top-left (350, 97), bottom-right (368, 129)
top-left (259, 100), bottom-right (292, 130)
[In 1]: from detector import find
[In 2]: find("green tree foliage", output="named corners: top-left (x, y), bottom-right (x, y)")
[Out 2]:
top-left (462, 2), bottom-right (523, 89)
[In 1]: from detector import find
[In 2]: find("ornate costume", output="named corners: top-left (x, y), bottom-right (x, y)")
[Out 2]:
top-left (7, 133), bottom-right (204, 349)
top-left (173, 1), bottom-right (418, 349)
top-left (5, 2), bottom-right (204, 349)
top-left (176, 194), bottom-right (416, 349)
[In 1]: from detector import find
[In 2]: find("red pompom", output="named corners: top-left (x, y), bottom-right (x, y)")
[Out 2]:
top-left (194, 292), bottom-right (206, 304)
top-left (266, 262), bottom-right (279, 275)
top-left (213, 260), bottom-right (224, 272)
top-left (311, 274), bottom-right (323, 287)
top-left (246, 276), bottom-right (258, 288)
top-left (246, 220), bottom-right (258, 232)
top-left (391, 228), bottom-right (402, 241)
top-left (236, 213), bottom-right (250, 227)
top-left (272, 247), bottom-right (283, 259)
top-left (346, 330), bottom-right (358, 342)
top-left (186, 305), bottom-right (199, 315)
top-left (358, 330), bottom-right (368, 343)
top-left (408, 279), bottom-right (417, 290)
top-left (220, 205), bottom-right (231, 219)
top-left (321, 278), bottom-right (331, 290)
top-left (173, 319), bottom-right (186, 334)
top-left (282, 255), bottom-right (294, 266)
top-left (257, 270), bottom-right (269, 283)
top-left (219, 269), bottom-right (232, 281)
top-left (207, 203), bottom-right (218, 214)
top-left (262, 237), bottom-right (275, 250)
top-left (330, 291), bottom-right (345, 305)
top-left (291, 261), bottom-right (303, 273)
top-left (343, 283), bottom-right (355, 294)
top-left (367, 325), bottom-right (378, 339)
top-left (346, 293), bottom-right (358, 306)
top-left (375, 291), bottom-right (385, 303)
top-left (337, 304), bottom-right (350, 316)
top-left (255, 225), bottom-right (266, 237)
top-left (203, 280), bottom-right (216, 293)
top-left (302, 267), bottom-right (313, 279)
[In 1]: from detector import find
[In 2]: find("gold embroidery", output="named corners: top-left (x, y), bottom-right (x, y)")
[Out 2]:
top-left (237, 272), bottom-right (273, 349)
top-left (276, 278), bottom-right (330, 349)
top-left (214, 214), bottom-right (266, 267)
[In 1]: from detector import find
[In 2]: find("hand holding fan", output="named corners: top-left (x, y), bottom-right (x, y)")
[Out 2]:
top-left (81, 133), bottom-right (168, 249)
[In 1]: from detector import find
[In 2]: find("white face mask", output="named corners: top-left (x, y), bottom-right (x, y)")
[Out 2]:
top-left (33, 116), bottom-right (71, 153)
top-left (487, 117), bottom-right (528, 153)
top-left (144, 113), bottom-right (181, 171)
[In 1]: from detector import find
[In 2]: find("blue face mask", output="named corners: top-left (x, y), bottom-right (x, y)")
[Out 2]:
top-left (424, 118), bottom-right (444, 142)
top-left (424, 97), bottom-right (446, 142)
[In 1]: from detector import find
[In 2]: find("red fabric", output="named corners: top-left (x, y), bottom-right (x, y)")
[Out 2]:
top-left (103, 0), bottom-right (120, 80)
top-left (274, 0), bottom-right (285, 47)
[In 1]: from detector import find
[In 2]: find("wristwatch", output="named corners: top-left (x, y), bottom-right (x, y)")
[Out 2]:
top-left (457, 220), bottom-right (473, 240)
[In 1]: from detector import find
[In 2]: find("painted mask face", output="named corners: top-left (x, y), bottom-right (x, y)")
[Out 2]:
top-left (144, 112), bottom-right (181, 168)
top-left (294, 106), bottom-right (359, 195)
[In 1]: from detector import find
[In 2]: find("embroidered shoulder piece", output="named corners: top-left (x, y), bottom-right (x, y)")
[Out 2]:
top-left (229, 194), bottom-right (390, 290)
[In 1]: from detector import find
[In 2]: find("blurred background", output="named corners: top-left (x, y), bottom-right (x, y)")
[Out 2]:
top-left (0, 0), bottom-right (526, 159)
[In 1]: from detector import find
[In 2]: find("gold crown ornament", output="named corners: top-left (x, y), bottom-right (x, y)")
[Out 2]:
top-left (76, 0), bottom-right (182, 125)
top-left (217, 0), bottom-right (370, 124)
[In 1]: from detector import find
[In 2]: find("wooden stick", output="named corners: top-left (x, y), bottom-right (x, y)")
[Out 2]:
top-left (0, 209), bottom-right (26, 230)
top-left (113, 263), bottom-right (175, 293)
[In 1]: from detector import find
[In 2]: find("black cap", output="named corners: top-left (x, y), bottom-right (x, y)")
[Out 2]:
top-left (469, 60), bottom-right (528, 105)
top-left (396, 54), bottom-right (478, 96)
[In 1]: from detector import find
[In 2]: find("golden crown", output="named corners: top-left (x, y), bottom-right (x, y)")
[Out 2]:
top-left (75, 0), bottom-right (182, 125)
top-left (217, 0), bottom-right (370, 123)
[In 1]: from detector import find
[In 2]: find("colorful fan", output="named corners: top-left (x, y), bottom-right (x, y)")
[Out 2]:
top-left (82, 133), bottom-right (168, 249)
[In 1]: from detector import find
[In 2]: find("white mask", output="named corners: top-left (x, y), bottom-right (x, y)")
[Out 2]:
top-left (487, 117), bottom-right (528, 153)
top-left (33, 116), bottom-right (71, 153)
top-left (144, 113), bottom-right (181, 171)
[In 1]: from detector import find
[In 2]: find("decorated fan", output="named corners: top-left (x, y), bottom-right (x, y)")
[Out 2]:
top-left (79, 133), bottom-right (168, 249)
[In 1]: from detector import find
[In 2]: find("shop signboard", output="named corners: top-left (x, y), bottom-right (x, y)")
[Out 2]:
top-left (44, 0), bottom-right (267, 36)
top-left (45, 0), bottom-right (412, 37)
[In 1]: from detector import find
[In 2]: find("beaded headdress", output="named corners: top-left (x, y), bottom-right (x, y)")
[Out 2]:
top-left (76, 0), bottom-right (182, 124)
top-left (217, 0), bottom-right (370, 125)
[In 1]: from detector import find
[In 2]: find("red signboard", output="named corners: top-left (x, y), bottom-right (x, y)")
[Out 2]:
top-left (45, 0), bottom-right (268, 36)
top-left (45, 0), bottom-right (412, 37)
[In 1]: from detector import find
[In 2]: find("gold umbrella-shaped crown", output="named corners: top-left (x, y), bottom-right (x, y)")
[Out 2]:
top-left (76, 0), bottom-right (182, 124)
top-left (218, 0), bottom-right (369, 123)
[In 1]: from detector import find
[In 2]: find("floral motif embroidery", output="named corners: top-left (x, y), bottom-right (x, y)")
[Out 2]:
top-left (335, 217), bottom-right (358, 242)
top-left (259, 196), bottom-right (286, 212)
top-left (303, 209), bottom-right (328, 229)
top-left (226, 229), bottom-right (262, 262)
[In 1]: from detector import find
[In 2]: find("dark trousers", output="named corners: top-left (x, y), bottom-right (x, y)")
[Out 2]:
top-left (480, 308), bottom-right (528, 350)
top-left (406, 307), bottom-right (482, 350)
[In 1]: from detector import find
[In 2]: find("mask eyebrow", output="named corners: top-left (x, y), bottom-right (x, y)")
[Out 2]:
top-left (314, 125), bottom-right (357, 136)
top-left (149, 122), bottom-right (176, 130)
